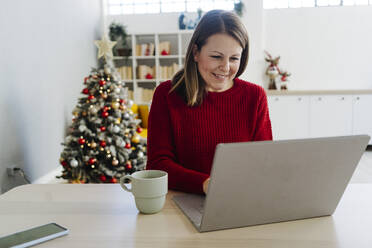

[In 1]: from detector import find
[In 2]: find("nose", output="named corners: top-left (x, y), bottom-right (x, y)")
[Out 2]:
top-left (219, 59), bottom-right (229, 73)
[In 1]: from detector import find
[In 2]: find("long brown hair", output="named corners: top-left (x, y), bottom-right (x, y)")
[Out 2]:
top-left (170, 9), bottom-right (249, 106)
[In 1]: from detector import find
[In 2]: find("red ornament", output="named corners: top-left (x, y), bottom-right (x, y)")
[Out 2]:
top-left (99, 79), bottom-right (106, 86)
top-left (88, 158), bottom-right (96, 165)
top-left (61, 160), bottom-right (68, 168)
top-left (84, 77), bottom-right (89, 83)
top-left (78, 138), bottom-right (86, 145)
top-left (100, 175), bottom-right (107, 182)
top-left (101, 111), bottom-right (109, 118)
top-left (110, 178), bottom-right (117, 183)
top-left (100, 126), bottom-right (106, 132)
top-left (88, 95), bottom-right (95, 100)
top-left (136, 127), bottom-right (143, 133)
top-left (125, 162), bottom-right (132, 170)
top-left (103, 106), bottom-right (110, 112)
top-left (119, 99), bottom-right (125, 104)
top-left (161, 50), bottom-right (169, 56)
top-left (82, 88), bottom-right (89, 94)
top-left (100, 141), bottom-right (106, 147)
top-left (145, 73), bottom-right (153, 79)
top-left (125, 143), bottom-right (131, 149)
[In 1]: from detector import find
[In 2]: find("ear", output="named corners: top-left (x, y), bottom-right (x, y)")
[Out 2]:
top-left (192, 44), bottom-right (199, 62)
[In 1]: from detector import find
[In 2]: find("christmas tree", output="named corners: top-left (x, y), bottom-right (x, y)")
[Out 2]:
top-left (58, 35), bottom-right (146, 184)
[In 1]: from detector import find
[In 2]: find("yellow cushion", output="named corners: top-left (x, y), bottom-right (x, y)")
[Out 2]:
top-left (138, 105), bottom-right (149, 128)
top-left (139, 128), bottom-right (147, 139)
top-left (131, 103), bottom-right (139, 115)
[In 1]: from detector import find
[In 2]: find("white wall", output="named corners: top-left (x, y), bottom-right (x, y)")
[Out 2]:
top-left (0, 0), bottom-right (102, 188)
top-left (264, 6), bottom-right (372, 90)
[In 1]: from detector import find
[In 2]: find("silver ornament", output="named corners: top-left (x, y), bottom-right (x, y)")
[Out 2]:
top-left (137, 151), bottom-right (144, 158)
top-left (70, 159), bottom-right (78, 168)
top-left (79, 125), bottom-right (87, 132)
top-left (113, 125), bottom-right (120, 133)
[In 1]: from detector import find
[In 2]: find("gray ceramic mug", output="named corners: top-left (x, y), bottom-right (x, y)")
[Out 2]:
top-left (120, 170), bottom-right (168, 214)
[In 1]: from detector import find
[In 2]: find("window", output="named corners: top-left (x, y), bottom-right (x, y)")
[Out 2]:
top-left (107, 0), bottom-right (240, 15)
top-left (263, 0), bottom-right (371, 9)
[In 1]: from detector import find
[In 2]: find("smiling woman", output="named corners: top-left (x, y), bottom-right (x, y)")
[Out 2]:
top-left (146, 10), bottom-right (273, 195)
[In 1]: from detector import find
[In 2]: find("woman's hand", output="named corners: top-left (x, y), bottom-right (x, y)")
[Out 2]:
top-left (203, 178), bottom-right (210, 194)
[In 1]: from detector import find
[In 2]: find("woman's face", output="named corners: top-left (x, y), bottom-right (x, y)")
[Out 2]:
top-left (193, 33), bottom-right (243, 92)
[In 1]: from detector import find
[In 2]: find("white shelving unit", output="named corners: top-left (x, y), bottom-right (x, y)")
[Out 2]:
top-left (113, 30), bottom-right (193, 104)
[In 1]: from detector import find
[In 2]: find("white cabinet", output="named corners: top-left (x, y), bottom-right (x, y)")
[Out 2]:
top-left (309, 95), bottom-right (353, 138)
top-left (353, 95), bottom-right (372, 136)
top-left (267, 92), bottom-right (372, 144)
top-left (268, 96), bottom-right (309, 140)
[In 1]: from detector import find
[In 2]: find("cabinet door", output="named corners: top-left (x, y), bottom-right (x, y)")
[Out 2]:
top-left (352, 95), bottom-right (372, 142)
top-left (268, 95), bottom-right (310, 140)
top-left (310, 95), bottom-right (353, 138)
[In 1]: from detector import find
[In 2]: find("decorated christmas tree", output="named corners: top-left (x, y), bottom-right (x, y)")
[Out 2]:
top-left (58, 35), bottom-right (146, 183)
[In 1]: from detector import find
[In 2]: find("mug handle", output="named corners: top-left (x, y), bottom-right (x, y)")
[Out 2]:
top-left (120, 175), bottom-right (133, 192)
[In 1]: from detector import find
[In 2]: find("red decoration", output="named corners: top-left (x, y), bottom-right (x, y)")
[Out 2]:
top-left (101, 111), bottom-right (109, 118)
top-left (100, 126), bottom-right (106, 132)
top-left (110, 178), bottom-right (117, 183)
top-left (125, 143), bottom-right (131, 149)
top-left (136, 127), bottom-right (143, 133)
top-left (61, 160), bottom-right (68, 168)
top-left (78, 138), bottom-right (86, 145)
top-left (161, 50), bottom-right (169, 56)
top-left (88, 158), bottom-right (96, 165)
top-left (99, 79), bottom-right (106, 86)
top-left (145, 73), bottom-right (153, 79)
top-left (125, 162), bottom-right (132, 170)
top-left (88, 95), bottom-right (95, 100)
top-left (100, 175), bottom-right (107, 182)
top-left (119, 99), bottom-right (125, 104)
top-left (100, 141), bottom-right (106, 147)
top-left (103, 106), bottom-right (110, 112)
top-left (82, 88), bottom-right (89, 94)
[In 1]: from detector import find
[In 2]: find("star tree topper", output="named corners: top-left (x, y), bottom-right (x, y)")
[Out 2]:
top-left (94, 35), bottom-right (117, 60)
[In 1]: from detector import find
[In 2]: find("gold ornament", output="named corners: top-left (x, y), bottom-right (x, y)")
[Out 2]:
top-left (94, 35), bottom-right (117, 60)
top-left (82, 111), bottom-right (87, 116)
top-left (132, 134), bottom-right (141, 144)
top-left (101, 93), bottom-right (108, 99)
top-left (112, 159), bottom-right (119, 166)
top-left (115, 118), bottom-right (121, 124)
top-left (91, 142), bottom-right (97, 148)
top-left (73, 111), bottom-right (79, 117)
top-left (111, 101), bottom-right (120, 109)
top-left (100, 147), bottom-right (105, 151)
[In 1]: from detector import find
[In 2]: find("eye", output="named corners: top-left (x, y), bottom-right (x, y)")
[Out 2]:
top-left (211, 55), bottom-right (221, 59)
top-left (230, 57), bottom-right (240, 61)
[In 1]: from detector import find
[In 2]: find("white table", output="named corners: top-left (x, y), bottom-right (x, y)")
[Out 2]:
top-left (1, 183), bottom-right (372, 248)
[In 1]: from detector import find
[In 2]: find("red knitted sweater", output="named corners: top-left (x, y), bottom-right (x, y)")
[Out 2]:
top-left (146, 78), bottom-right (273, 194)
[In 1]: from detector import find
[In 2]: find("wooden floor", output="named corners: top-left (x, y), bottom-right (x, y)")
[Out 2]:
top-left (350, 146), bottom-right (372, 183)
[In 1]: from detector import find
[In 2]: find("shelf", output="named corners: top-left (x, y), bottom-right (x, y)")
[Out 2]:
top-left (113, 56), bottom-right (132, 60)
top-left (136, 79), bottom-right (157, 83)
top-left (111, 31), bottom-right (192, 103)
top-left (159, 55), bottom-right (179, 59)
top-left (136, 56), bottom-right (156, 59)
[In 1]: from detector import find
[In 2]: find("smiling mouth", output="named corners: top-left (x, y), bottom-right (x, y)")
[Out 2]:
top-left (212, 73), bottom-right (228, 79)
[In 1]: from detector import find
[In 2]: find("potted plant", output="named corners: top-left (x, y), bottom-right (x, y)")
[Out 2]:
top-left (234, 1), bottom-right (244, 17)
top-left (109, 22), bottom-right (132, 57)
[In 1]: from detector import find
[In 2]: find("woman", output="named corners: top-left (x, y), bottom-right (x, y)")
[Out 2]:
top-left (146, 10), bottom-right (272, 194)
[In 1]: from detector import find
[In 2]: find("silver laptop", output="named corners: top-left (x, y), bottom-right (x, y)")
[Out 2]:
top-left (173, 135), bottom-right (370, 232)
